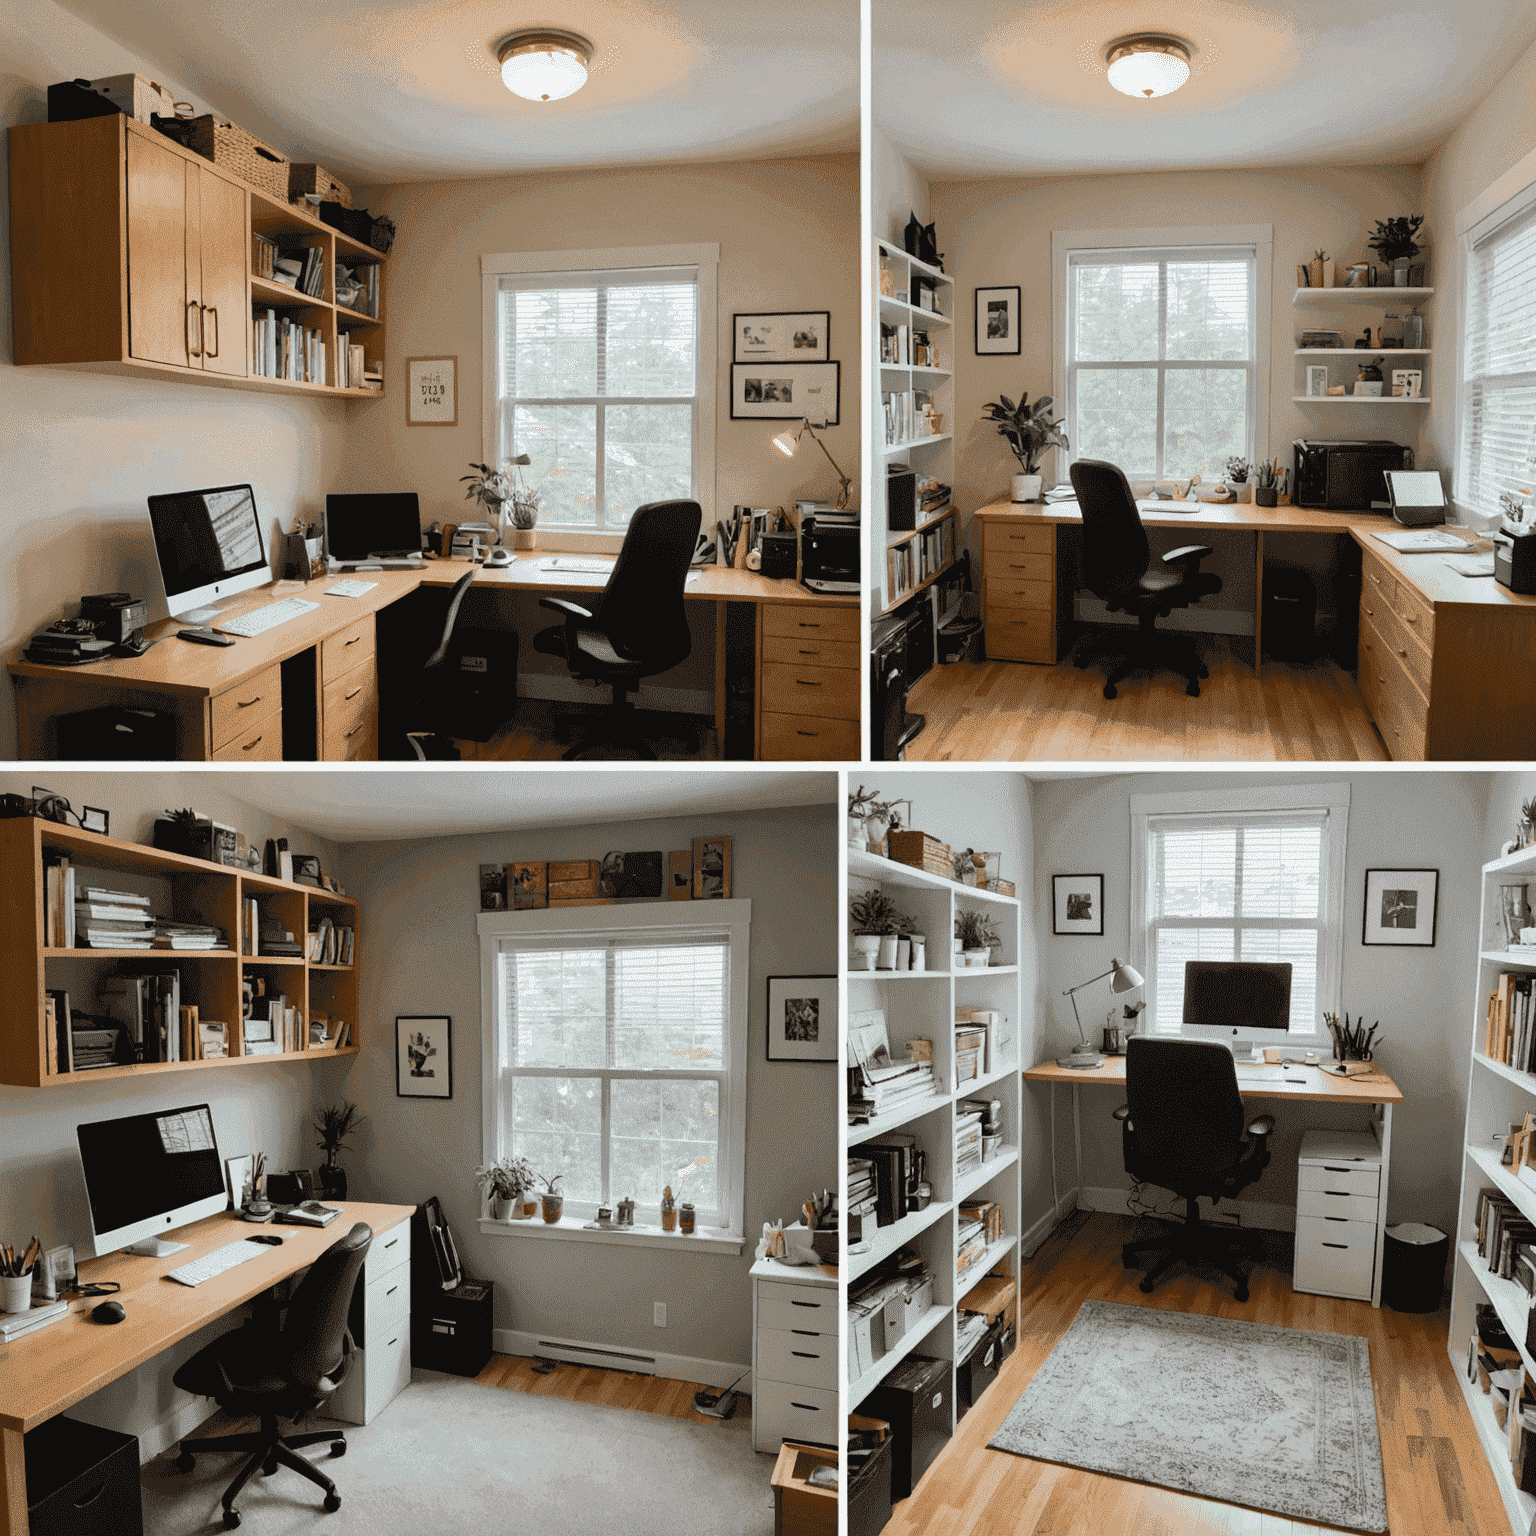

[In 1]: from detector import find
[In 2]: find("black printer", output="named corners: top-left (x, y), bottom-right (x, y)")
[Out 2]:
top-left (801, 518), bottom-right (860, 594)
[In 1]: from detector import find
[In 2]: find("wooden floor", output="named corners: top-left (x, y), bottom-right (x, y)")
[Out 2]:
top-left (473, 1352), bottom-right (748, 1424)
top-left (904, 639), bottom-right (1390, 761)
top-left (453, 698), bottom-right (720, 761)
top-left (883, 1214), bottom-right (1506, 1536)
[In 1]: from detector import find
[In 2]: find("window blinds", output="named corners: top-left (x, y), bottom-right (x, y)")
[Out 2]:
top-left (1459, 202), bottom-right (1536, 523)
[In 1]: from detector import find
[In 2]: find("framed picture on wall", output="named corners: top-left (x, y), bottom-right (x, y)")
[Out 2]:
top-left (730, 361), bottom-right (840, 423)
top-left (766, 974), bottom-right (837, 1061)
top-left (406, 356), bottom-right (457, 426)
top-left (1053, 874), bottom-right (1104, 936)
top-left (975, 286), bottom-right (1021, 355)
top-left (732, 311), bottom-right (830, 364)
top-left (397, 1016), bottom-right (453, 1098)
top-left (692, 836), bottom-right (732, 899)
top-left (1362, 869), bottom-right (1438, 946)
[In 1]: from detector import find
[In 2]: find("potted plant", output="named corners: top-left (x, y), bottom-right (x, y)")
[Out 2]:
top-left (152, 807), bottom-right (202, 857)
top-left (955, 910), bottom-right (1001, 968)
top-left (460, 460), bottom-right (509, 524)
top-left (981, 391), bottom-right (1069, 503)
top-left (850, 890), bottom-right (902, 971)
top-left (1253, 460), bottom-right (1278, 508)
top-left (1366, 216), bottom-right (1425, 287)
top-left (848, 784), bottom-right (883, 848)
top-left (539, 1171), bottom-right (564, 1224)
top-left (505, 454), bottom-right (541, 550)
top-left (1310, 249), bottom-right (1328, 290)
top-left (475, 1155), bottom-right (536, 1220)
top-left (1520, 799), bottom-right (1536, 850)
top-left (314, 1100), bottom-right (366, 1200)
top-left (1225, 456), bottom-right (1251, 504)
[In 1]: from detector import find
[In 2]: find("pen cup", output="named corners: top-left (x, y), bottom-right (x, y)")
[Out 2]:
top-left (0, 1274), bottom-right (32, 1313)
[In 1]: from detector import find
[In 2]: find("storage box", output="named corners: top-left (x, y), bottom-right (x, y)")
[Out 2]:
top-left (955, 1321), bottom-right (1003, 1417)
top-left (770, 1441), bottom-right (837, 1536)
top-left (549, 876), bottom-right (600, 900)
top-left (901, 1272), bottom-right (934, 1331)
top-left (886, 830), bottom-right (951, 878)
top-left (89, 73), bottom-right (176, 123)
top-left (184, 116), bottom-right (291, 201)
top-left (860, 1354), bottom-right (950, 1502)
top-left (549, 860), bottom-right (599, 883)
top-left (847, 1425), bottom-right (894, 1536)
top-left (880, 1292), bottom-right (907, 1353)
top-left (24, 1416), bottom-right (142, 1536)
top-left (290, 162), bottom-right (352, 208)
top-left (412, 1279), bottom-right (493, 1378)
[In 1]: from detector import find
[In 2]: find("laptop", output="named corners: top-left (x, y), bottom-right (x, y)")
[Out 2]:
top-left (325, 492), bottom-right (426, 567)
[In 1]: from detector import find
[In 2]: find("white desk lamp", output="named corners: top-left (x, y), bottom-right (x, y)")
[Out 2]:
top-left (1058, 959), bottom-right (1144, 1069)
top-left (772, 417), bottom-right (852, 510)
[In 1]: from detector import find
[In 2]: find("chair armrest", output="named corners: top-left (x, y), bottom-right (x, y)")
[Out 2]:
top-left (1162, 544), bottom-right (1214, 566)
top-left (539, 596), bottom-right (594, 620)
top-left (1112, 1104), bottom-right (1131, 1122)
top-left (1247, 1114), bottom-right (1276, 1138)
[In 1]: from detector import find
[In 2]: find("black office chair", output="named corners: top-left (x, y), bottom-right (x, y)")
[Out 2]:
top-left (401, 567), bottom-right (478, 759)
top-left (172, 1223), bottom-right (372, 1529)
top-left (1113, 1039), bottom-right (1275, 1301)
top-left (533, 498), bottom-right (702, 759)
top-left (1069, 458), bottom-right (1223, 699)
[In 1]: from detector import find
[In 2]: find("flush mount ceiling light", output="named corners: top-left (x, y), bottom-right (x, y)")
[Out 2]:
top-left (1104, 33), bottom-right (1191, 98)
top-left (497, 29), bottom-right (593, 102)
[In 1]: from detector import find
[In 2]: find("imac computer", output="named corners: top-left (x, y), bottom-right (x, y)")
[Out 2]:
top-left (76, 1102), bottom-right (229, 1258)
top-left (324, 492), bottom-right (424, 565)
top-left (147, 484), bottom-right (272, 623)
top-left (1181, 960), bottom-right (1293, 1061)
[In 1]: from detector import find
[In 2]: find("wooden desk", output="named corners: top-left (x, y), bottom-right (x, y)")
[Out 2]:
top-left (0, 1201), bottom-right (413, 1536)
top-left (8, 556), bottom-right (858, 762)
top-left (973, 498), bottom-right (1536, 759)
top-left (1024, 1053), bottom-right (1403, 1305)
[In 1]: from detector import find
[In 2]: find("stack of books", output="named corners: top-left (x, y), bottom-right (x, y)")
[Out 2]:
top-left (153, 919), bottom-right (227, 951)
top-left (1477, 1186), bottom-right (1536, 1282)
top-left (847, 1155), bottom-right (877, 1241)
top-left (75, 888), bottom-right (153, 949)
top-left (955, 1104), bottom-right (984, 1178)
top-left (918, 478), bottom-right (952, 524)
top-left (252, 232), bottom-right (277, 280)
top-left (251, 309), bottom-right (327, 384)
top-left (847, 1056), bottom-right (936, 1124)
top-left (1, 1298), bottom-right (69, 1345)
top-left (954, 1021), bottom-right (985, 1088)
top-left (1488, 971), bottom-right (1536, 1071)
top-left (96, 971), bottom-right (183, 1063)
top-left (70, 1025), bottom-right (124, 1070)
top-left (306, 918), bottom-right (356, 964)
top-left (957, 1199), bottom-right (1004, 1281)
top-left (337, 338), bottom-right (368, 390)
top-left (860, 1134), bottom-right (925, 1228)
top-left (257, 917), bottom-right (303, 958)
top-left (43, 856), bottom-right (75, 947)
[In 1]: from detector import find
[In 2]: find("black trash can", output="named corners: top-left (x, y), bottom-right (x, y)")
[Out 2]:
top-left (1381, 1223), bottom-right (1449, 1312)
top-left (56, 707), bottom-right (175, 760)
top-left (25, 1415), bottom-right (142, 1536)
top-left (1262, 565), bottom-right (1317, 663)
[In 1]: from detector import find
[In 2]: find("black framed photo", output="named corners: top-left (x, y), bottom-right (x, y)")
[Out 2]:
top-left (975, 286), bottom-right (1021, 355)
top-left (732, 311), bottom-right (829, 364)
top-left (1053, 874), bottom-right (1104, 936)
top-left (80, 806), bottom-right (109, 835)
top-left (1362, 869), bottom-right (1438, 946)
top-left (397, 1016), bottom-right (452, 1098)
top-left (767, 974), bottom-right (837, 1061)
top-left (291, 854), bottom-right (323, 887)
top-left (730, 360), bottom-right (839, 423)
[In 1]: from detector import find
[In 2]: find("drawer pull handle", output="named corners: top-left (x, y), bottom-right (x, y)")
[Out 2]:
top-left (1322, 1242), bottom-right (1349, 1249)
top-left (387, 1285), bottom-right (398, 1296)
top-left (346, 722), bottom-right (365, 738)
top-left (1321, 1166), bottom-right (1357, 1172)
top-left (388, 1337), bottom-right (398, 1347)
top-left (790, 1401), bottom-right (819, 1412)
top-left (1324, 1190), bottom-right (1350, 1197)
top-left (797, 623), bottom-right (822, 629)
top-left (790, 1350), bottom-right (820, 1359)
top-left (1397, 648), bottom-right (1407, 657)
top-left (797, 649), bottom-right (817, 656)
top-left (385, 1238), bottom-right (398, 1248)
top-left (1325, 1215), bottom-right (1349, 1222)
top-left (237, 694), bottom-right (263, 708)
top-left (1404, 613), bottom-right (1419, 624)
top-left (241, 735), bottom-right (263, 752)
top-left (1363, 606), bottom-right (1374, 617)
top-left (790, 1300), bottom-right (819, 1308)
top-left (795, 730), bottom-right (818, 737)
top-left (791, 1328), bottom-right (819, 1336)
top-left (345, 686), bottom-right (363, 701)
top-left (345, 635), bottom-right (361, 646)
top-left (795, 679), bottom-right (822, 687)
top-left (73, 1481), bottom-right (107, 1509)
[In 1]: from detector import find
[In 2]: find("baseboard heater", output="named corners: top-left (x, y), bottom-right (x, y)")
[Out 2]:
top-left (534, 1337), bottom-right (658, 1375)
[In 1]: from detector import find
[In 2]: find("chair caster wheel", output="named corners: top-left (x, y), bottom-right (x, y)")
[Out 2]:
top-left (1235, 1285), bottom-right (1250, 1302)
top-left (262, 1458), bottom-right (277, 1476)
top-left (1198, 663), bottom-right (1209, 679)
top-left (1104, 684), bottom-right (1117, 699)
top-left (1185, 681), bottom-right (1200, 697)
top-left (224, 1509), bottom-right (241, 1529)
top-left (175, 1452), bottom-right (195, 1474)
top-left (324, 1492), bottom-right (342, 1512)
top-left (330, 1440), bottom-right (347, 1457)
top-left (1139, 1277), bottom-right (1154, 1294)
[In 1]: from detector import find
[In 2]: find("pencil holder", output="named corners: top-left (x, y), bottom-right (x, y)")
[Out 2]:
top-left (0, 1275), bottom-right (32, 1313)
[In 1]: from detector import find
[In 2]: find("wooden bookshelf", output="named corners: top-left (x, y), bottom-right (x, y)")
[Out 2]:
top-left (0, 818), bottom-right (360, 1088)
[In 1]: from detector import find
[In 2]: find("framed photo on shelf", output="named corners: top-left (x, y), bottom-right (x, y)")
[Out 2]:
top-left (225, 1154), bottom-right (255, 1211)
top-left (397, 1016), bottom-right (453, 1098)
top-left (80, 806), bottom-right (109, 836)
top-left (975, 286), bottom-right (1021, 355)
top-left (1053, 874), bottom-right (1104, 936)
top-left (406, 356), bottom-right (457, 426)
top-left (692, 835), bottom-right (732, 899)
top-left (766, 974), bottom-right (837, 1061)
top-left (730, 361), bottom-right (839, 423)
top-left (732, 311), bottom-right (829, 364)
top-left (1306, 365), bottom-right (1330, 397)
top-left (1362, 869), bottom-right (1438, 946)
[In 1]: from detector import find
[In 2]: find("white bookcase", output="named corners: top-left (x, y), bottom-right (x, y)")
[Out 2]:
top-left (1449, 840), bottom-right (1536, 1536)
top-left (846, 846), bottom-right (1024, 1420)
top-left (1291, 285), bottom-right (1434, 406)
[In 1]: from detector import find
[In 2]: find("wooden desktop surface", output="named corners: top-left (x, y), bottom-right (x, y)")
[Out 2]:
top-left (1024, 1052), bottom-right (1403, 1105)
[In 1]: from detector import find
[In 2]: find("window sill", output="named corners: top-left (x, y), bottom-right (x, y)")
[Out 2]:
top-left (479, 1215), bottom-right (743, 1255)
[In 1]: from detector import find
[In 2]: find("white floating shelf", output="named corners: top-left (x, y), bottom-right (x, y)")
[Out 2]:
top-left (1294, 348), bottom-right (1431, 357)
top-left (1291, 395), bottom-right (1432, 404)
top-left (1293, 287), bottom-right (1433, 305)
top-left (884, 433), bottom-right (953, 454)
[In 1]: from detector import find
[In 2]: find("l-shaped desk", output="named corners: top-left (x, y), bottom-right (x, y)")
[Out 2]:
top-left (9, 556), bottom-right (860, 762)
top-left (974, 498), bottom-right (1536, 760)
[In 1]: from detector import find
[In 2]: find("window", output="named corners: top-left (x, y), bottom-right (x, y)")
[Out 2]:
top-left (1055, 227), bottom-right (1270, 483)
top-left (479, 901), bottom-right (749, 1244)
top-left (481, 245), bottom-right (718, 532)
top-left (1129, 784), bottom-right (1348, 1041)
top-left (1457, 199), bottom-right (1536, 524)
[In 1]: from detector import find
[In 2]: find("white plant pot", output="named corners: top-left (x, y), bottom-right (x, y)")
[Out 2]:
top-left (964, 947), bottom-right (990, 968)
top-left (877, 936), bottom-right (900, 970)
top-left (853, 935), bottom-right (882, 967)
top-left (490, 1195), bottom-right (513, 1221)
top-left (1012, 473), bottom-right (1043, 504)
top-left (896, 938), bottom-right (912, 971)
top-left (910, 936), bottom-right (926, 972)
top-left (952, 939), bottom-right (964, 957)
top-left (865, 815), bottom-right (890, 854)
top-left (848, 815), bottom-right (865, 847)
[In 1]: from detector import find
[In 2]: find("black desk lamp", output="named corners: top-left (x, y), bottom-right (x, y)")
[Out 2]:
top-left (772, 418), bottom-right (852, 510)
top-left (1058, 958), bottom-right (1144, 1069)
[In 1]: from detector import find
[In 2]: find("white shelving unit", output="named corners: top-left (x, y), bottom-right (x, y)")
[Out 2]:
top-left (1450, 841), bottom-right (1536, 1536)
top-left (875, 238), bottom-right (959, 618)
top-left (1293, 286), bottom-right (1434, 408)
top-left (846, 845), bottom-right (1025, 1427)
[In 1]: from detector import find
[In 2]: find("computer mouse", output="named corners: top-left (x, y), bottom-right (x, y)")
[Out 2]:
top-left (484, 548), bottom-right (514, 568)
top-left (249, 1234), bottom-right (284, 1245)
top-left (92, 1300), bottom-right (126, 1324)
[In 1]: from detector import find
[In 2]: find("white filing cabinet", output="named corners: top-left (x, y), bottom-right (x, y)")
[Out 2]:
top-left (750, 1251), bottom-right (837, 1454)
top-left (321, 1215), bottom-right (412, 1426)
top-left (1293, 1129), bottom-right (1383, 1302)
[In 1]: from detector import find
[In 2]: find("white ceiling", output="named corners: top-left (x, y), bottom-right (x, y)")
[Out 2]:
top-left (227, 768), bottom-right (836, 843)
top-left (60, 0), bottom-right (859, 184)
top-left (876, 0), bottom-right (1536, 178)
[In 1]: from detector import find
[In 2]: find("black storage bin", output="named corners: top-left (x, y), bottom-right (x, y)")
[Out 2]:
top-left (25, 1416), bottom-right (142, 1536)
top-left (413, 1279), bottom-right (493, 1377)
top-left (440, 627), bottom-right (517, 742)
top-left (1381, 1223), bottom-right (1449, 1313)
top-left (317, 201), bottom-right (375, 244)
top-left (955, 1322), bottom-right (1004, 1419)
top-left (860, 1352), bottom-right (951, 1501)
top-left (56, 707), bottom-right (175, 760)
top-left (1262, 564), bottom-right (1317, 663)
top-left (846, 1430), bottom-right (894, 1536)
top-left (47, 80), bottom-right (122, 122)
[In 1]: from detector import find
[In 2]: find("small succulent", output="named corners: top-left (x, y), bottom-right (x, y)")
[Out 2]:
top-left (1225, 456), bottom-right (1250, 484)
top-left (955, 910), bottom-right (1001, 950)
top-left (851, 890), bottom-right (903, 936)
top-left (1366, 216), bottom-right (1424, 264)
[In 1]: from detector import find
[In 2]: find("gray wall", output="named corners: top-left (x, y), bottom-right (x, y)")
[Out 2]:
top-left (337, 799), bottom-right (837, 1372)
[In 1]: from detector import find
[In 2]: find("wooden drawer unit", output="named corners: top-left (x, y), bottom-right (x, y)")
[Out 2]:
top-left (761, 661), bottom-right (858, 720)
top-left (760, 712), bottom-right (859, 761)
top-left (1359, 611), bottom-right (1428, 761)
top-left (981, 516), bottom-right (1058, 664)
top-left (1293, 1216), bottom-right (1377, 1300)
top-left (987, 611), bottom-right (1056, 664)
top-left (212, 716), bottom-right (282, 761)
top-left (323, 660), bottom-right (378, 760)
top-left (762, 633), bottom-right (860, 671)
top-left (321, 612), bottom-right (375, 681)
top-left (986, 577), bottom-right (1053, 613)
top-left (983, 520), bottom-right (1054, 556)
top-left (983, 550), bottom-right (1053, 586)
top-left (210, 664), bottom-right (281, 751)
top-left (761, 603), bottom-right (859, 645)
top-left (1361, 585), bottom-right (1431, 699)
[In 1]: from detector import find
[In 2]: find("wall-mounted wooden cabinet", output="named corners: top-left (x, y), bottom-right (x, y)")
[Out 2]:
top-left (10, 113), bottom-right (386, 400)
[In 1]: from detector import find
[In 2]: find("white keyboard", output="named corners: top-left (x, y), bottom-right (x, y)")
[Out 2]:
top-left (166, 1237), bottom-right (278, 1287)
top-left (217, 597), bottom-right (320, 637)
top-left (538, 556), bottom-right (614, 574)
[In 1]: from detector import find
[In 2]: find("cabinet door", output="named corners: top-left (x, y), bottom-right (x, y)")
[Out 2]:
top-left (196, 167), bottom-right (248, 377)
top-left (125, 131), bottom-right (195, 367)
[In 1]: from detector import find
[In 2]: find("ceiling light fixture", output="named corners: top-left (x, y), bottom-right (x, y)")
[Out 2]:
top-left (497, 29), bottom-right (593, 102)
top-left (1104, 33), bottom-right (1191, 98)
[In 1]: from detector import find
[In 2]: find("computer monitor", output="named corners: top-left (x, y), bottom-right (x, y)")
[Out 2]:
top-left (76, 1102), bottom-right (229, 1258)
top-left (1181, 960), bottom-right (1293, 1060)
top-left (324, 492), bottom-right (423, 561)
top-left (147, 483), bottom-right (271, 622)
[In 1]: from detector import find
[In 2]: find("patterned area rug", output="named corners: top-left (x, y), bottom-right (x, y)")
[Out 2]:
top-left (989, 1300), bottom-right (1388, 1532)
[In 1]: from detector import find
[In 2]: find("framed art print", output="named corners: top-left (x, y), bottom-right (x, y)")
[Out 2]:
top-left (730, 361), bottom-right (839, 423)
top-left (692, 835), bottom-right (732, 899)
top-left (1362, 869), bottom-right (1438, 946)
top-left (1053, 874), bottom-right (1104, 935)
top-left (397, 1016), bottom-right (453, 1098)
top-left (767, 974), bottom-right (837, 1061)
top-left (733, 311), bottom-right (830, 364)
top-left (406, 356), bottom-right (457, 426)
top-left (1306, 365), bottom-right (1330, 397)
top-left (975, 286), bottom-right (1021, 355)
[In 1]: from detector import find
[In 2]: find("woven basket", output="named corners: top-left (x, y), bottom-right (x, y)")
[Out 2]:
top-left (887, 830), bottom-right (951, 878)
top-left (290, 163), bottom-right (352, 208)
top-left (184, 116), bottom-right (290, 201)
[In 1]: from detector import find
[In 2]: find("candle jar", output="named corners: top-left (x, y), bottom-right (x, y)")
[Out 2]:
top-left (679, 1203), bottom-right (696, 1234)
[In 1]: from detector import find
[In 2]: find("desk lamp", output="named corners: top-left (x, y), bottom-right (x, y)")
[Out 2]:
top-left (772, 418), bottom-right (852, 510)
top-left (1058, 959), bottom-right (1143, 1069)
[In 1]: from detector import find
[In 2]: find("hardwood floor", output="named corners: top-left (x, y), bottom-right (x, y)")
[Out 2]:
top-left (880, 1214), bottom-right (1506, 1536)
top-left (473, 1353), bottom-right (748, 1425)
top-left (904, 640), bottom-right (1390, 762)
top-left (452, 698), bottom-right (720, 761)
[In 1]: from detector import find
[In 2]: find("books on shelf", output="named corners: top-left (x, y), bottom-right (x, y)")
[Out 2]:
top-left (43, 856), bottom-right (75, 948)
top-left (1489, 971), bottom-right (1536, 1071)
top-left (251, 308), bottom-right (327, 385)
top-left (886, 517), bottom-right (955, 603)
top-left (306, 918), bottom-right (355, 964)
top-left (252, 232), bottom-right (277, 281)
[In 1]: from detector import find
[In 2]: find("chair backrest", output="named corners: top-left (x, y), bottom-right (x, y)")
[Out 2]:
top-left (592, 500), bottom-right (702, 668)
top-left (423, 568), bottom-right (477, 671)
top-left (279, 1222), bottom-right (372, 1397)
top-left (1124, 1037), bottom-right (1246, 1189)
top-left (1070, 459), bottom-right (1151, 599)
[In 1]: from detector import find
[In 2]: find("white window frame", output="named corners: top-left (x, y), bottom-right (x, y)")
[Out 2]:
top-left (1052, 224), bottom-right (1273, 484)
top-left (477, 899), bottom-right (749, 1254)
top-left (480, 243), bottom-right (719, 550)
top-left (1128, 782), bottom-right (1348, 1049)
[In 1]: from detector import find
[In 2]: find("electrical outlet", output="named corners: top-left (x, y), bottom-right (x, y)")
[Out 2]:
top-left (654, 1302), bottom-right (667, 1327)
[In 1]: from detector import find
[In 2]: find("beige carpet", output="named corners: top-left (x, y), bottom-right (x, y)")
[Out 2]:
top-left (989, 1300), bottom-right (1389, 1532)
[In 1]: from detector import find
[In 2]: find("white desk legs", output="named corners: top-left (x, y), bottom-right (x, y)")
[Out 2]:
top-left (1, 1424), bottom-right (24, 1536)
top-left (1371, 1100), bottom-right (1394, 1308)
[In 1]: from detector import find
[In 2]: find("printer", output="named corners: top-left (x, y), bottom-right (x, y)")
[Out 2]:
top-left (801, 516), bottom-right (860, 595)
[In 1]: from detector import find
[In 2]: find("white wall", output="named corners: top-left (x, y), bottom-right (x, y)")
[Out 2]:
top-left (871, 126), bottom-right (930, 250)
